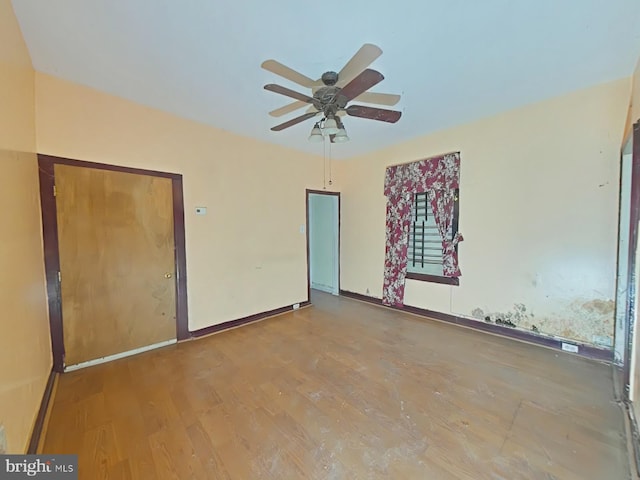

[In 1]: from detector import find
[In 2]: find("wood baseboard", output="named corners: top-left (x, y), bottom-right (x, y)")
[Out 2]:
top-left (339, 289), bottom-right (613, 362)
top-left (190, 301), bottom-right (312, 338)
top-left (27, 369), bottom-right (57, 454)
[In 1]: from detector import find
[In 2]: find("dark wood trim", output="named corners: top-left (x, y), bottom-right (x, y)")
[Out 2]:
top-left (306, 189), bottom-right (341, 196)
top-left (339, 289), bottom-right (613, 362)
top-left (37, 155), bottom-right (190, 371)
top-left (305, 189), bottom-right (341, 299)
top-left (191, 301), bottom-right (311, 338)
top-left (27, 369), bottom-right (56, 454)
top-left (623, 121), bottom-right (640, 397)
top-left (405, 272), bottom-right (459, 286)
top-left (171, 178), bottom-right (190, 341)
top-left (38, 160), bottom-right (64, 372)
top-left (338, 193), bottom-right (341, 296)
top-left (305, 192), bottom-right (311, 303)
top-left (36, 155), bottom-right (181, 179)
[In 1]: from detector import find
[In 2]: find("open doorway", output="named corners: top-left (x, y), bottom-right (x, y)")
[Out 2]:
top-left (614, 134), bottom-right (634, 371)
top-left (613, 123), bottom-right (640, 474)
top-left (306, 190), bottom-right (340, 296)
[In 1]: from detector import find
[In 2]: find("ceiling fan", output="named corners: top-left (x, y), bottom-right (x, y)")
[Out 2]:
top-left (261, 44), bottom-right (402, 142)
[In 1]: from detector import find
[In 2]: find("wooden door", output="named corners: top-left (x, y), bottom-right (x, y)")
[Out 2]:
top-left (55, 164), bottom-right (177, 367)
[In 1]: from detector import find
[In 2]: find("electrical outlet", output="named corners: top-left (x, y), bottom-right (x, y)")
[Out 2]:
top-left (0, 424), bottom-right (7, 454)
top-left (561, 342), bottom-right (579, 353)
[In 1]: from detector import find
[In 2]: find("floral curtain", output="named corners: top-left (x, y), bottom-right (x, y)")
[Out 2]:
top-left (382, 152), bottom-right (463, 306)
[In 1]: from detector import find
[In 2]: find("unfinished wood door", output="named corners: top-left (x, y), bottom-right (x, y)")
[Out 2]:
top-left (55, 164), bottom-right (177, 367)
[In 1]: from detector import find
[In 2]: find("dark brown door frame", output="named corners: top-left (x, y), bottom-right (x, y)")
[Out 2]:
top-left (38, 155), bottom-right (190, 373)
top-left (621, 121), bottom-right (640, 398)
top-left (305, 189), bottom-right (341, 301)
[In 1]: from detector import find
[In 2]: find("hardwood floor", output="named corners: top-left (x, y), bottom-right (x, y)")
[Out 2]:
top-left (43, 291), bottom-right (631, 479)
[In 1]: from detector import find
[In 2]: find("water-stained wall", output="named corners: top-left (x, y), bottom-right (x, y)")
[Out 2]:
top-left (338, 78), bottom-right (630, 347)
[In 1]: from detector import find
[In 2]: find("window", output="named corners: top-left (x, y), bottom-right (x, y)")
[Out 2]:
top-left (406, 189), bottom-right (460, 285)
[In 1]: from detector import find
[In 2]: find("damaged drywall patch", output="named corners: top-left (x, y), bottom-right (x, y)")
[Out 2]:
top-left (578, 299), bottom-right (615, 316)
top-left (562, 298), bottom-right (615, 345)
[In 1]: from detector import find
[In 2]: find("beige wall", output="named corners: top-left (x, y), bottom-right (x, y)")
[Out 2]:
top-left (339, 78), bottom-right (630, 347)
top-left (35, 73), bottom-right (325, 331)
top-left (0, 0), bottom-right (52, 453)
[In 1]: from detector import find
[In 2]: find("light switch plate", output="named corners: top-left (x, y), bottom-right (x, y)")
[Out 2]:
top-left (195, 207), bottom-right (207, 215)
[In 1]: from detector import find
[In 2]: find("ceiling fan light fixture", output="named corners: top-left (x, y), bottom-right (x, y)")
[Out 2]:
top-left (333, 128), bottom-right (350, 143)
top-left (323, 116), bottom-right (339, 135)
top-left (263, 45), bottom-right (401, 140)
top-left (308, 123), bottom-right (323, 142)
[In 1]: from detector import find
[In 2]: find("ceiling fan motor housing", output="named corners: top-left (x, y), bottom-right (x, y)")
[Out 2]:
top-left (313, 86), bottom-right (348, 115)
top-left (321, 71), bottom-right (339, 86)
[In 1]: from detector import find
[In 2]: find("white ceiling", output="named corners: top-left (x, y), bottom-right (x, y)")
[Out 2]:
top-left (12, 0), bottom-right (640, 159)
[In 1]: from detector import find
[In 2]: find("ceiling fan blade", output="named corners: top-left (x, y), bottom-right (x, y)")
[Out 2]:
top-left (346, 105), bottom-right (402, 123)
top-left (271, 112), bottom-right (319, 131)
top-left (338, 44), bottom-right (382, 86)
top-left (270, 101), bottom-right (308, 117)
top-left (261, 60), bottom-right (317, 88)
top-left (339, 69), bottom-right (384, 102)
top-left (354, 92), bottom-right (401, 106)
top-left (264, 84), bottom-right (315, 103)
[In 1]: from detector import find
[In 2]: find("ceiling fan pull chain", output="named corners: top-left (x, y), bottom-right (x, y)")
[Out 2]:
top-left (328, 141), bottom-right (333, 186)
top-left (323, 135), bottom-right (327, 190)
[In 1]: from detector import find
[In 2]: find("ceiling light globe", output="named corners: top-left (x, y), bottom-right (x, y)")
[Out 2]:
top-left (308, 124), bottom-right (323, 142)
top-left (333, 128), bottom-right (350, 143)
top-left (323, 117), bottom-right (339, 135)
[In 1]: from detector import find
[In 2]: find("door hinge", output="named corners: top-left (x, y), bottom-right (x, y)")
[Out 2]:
top-left (57, 271), bottom-right (61, 283)
top-left (53, 185), bottom-right (57, 197)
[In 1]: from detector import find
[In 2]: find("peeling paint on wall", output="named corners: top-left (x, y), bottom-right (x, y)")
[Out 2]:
top-left (469, 297), bottom-right (614, 347)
